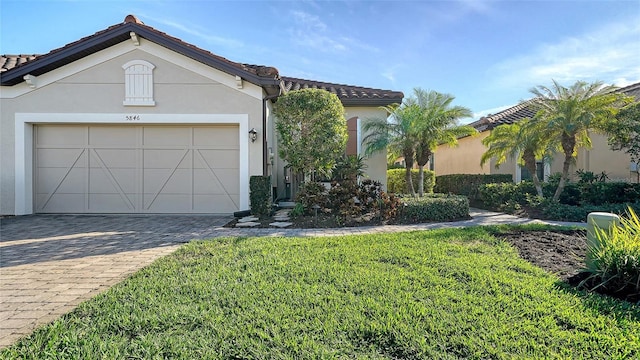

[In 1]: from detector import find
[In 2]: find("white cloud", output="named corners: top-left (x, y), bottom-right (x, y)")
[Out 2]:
top-left (489, 17), bottom-right (640, 89)
top-left (141, 14), bottom-right (244, 48)
top-left (471, 104), bottom-right (514, 122)
top-left (288, 10), bottom-right (379, 54)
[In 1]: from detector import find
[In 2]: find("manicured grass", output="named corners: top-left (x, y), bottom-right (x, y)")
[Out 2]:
top-left (3, 227), bottom-right (639, 359)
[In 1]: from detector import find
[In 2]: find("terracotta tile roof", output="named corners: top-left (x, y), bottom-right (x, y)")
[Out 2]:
top-left (469, 82), bottom-right (640, 132)
top-left (0, 15), bottom-right (403, 106)
top-left (281, 76), bottom-right (404, 106)
top-left (0, 54), bottom-right (39, 73)
top-left (0, 16), bottom-right (280, 89)
top-left (469, 100), bottom-right (537, 132)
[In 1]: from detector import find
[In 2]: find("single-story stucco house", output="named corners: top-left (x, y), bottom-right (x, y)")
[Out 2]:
top-left (433, 82), bottom-right (640, 183)
top-left (0, 15), bottom-right (403, 216)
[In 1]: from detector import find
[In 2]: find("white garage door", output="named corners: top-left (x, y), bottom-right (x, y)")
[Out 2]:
top-left (35, 124), bottom-right (239, 213)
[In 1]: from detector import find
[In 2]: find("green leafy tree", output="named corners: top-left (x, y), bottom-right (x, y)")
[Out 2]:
top-left (362, 103), bottom-right (418, 195)
top-left (274, 89), bottom-right (348, 179)
top-left (410, 89), bottom-right (475, 196)
top-left (530, 80), bottom-right (631, 201)
top-left (481, 118), bottom-right (551, 197)
top-left (602, 102), bottom-right (640, 182)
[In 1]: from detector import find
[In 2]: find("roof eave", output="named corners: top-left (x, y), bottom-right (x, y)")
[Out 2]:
top-left (340, 97), bottom-right (403, 107)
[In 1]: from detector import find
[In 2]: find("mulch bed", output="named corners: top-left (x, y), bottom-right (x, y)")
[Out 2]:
top-left (495, 229), bottom-right (639, 303)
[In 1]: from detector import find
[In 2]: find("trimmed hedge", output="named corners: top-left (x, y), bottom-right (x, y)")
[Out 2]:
top-left (398, 194), bottom-right (469, 223)
top-left (541, 201), bottom-right (640, 222)
top-left (387, 169), bottom-right (435, 194)
top-left (249, 176), bottom-right (272, 217)
top-left (434, 174), bottom-right (513, 200)
top-left (479, 181), bottom-right (640, 210)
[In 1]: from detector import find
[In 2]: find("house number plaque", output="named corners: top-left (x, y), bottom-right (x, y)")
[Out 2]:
top-left (125, 115), bottom-right (141, 121)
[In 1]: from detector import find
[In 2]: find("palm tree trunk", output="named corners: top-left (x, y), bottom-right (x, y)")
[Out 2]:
top-left (522, 150), bottom-right (543, 197)
top-left (417, 165), bottom-right (425, 197)
top-left (553, 134), bottom-right (576, 201)
top-left (405, 165), bottom-right (415, 196)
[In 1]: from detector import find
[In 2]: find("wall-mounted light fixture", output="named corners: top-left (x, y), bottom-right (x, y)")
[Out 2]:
top-left (249, 128), bottom-right (258, 142)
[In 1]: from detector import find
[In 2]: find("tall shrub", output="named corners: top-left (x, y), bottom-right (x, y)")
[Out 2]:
top-left (387, 169), bottom-right (435, 194)
top-left (274, 89), bottom-right (347, 178)
top-left (435, 174), bottom-right (512, 200)
top-left (249, 176), bottom-right (271, 217)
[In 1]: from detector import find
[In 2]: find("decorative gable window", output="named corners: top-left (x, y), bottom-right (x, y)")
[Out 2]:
top-left (122, 60), bottom-right (155, 106)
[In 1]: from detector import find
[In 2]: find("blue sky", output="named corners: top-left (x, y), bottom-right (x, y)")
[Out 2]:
top-left (2, 0), bottom-right (639, 121)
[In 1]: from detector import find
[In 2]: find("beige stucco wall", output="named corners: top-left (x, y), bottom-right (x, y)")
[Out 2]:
top-left (433, 132), bottom-right (490, 176)
top-left (346, 106), bottom-right (388, 189)
top-left (1, 41), bottom-right (265, 214)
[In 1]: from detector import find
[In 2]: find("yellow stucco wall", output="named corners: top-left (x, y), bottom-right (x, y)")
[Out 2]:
top-left (433, 128), bottom-right (635, 183)
top-left (433, 132), bottom-right (490, 176)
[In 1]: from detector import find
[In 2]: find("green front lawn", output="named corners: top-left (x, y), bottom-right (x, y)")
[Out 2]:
top-left (3, 227), bottom-right (639, 359)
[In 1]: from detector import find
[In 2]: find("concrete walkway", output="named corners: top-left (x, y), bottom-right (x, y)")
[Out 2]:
top-left (0, 210), bottom-right (584, 349)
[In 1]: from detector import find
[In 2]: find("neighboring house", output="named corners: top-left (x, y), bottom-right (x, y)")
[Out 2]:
top-left (434, 82), bottom-right (640, 183)
top-left (0, 15), bottom-right (403, 215)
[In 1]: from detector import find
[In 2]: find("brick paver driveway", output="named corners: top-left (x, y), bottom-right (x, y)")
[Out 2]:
top-left (0, 214), bottom-right (231, 349)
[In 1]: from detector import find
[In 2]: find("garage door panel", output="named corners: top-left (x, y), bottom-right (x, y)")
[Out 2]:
top-left (89, 169), bottom-right (137, 194)
top-left (36, 124), bottom-right (240, 213)
top-left (152, 169), bottom-right (192, 194)
top-left (89, 194), bottom-right (134, 212)
top-left (144, 194), bottom-right (191, 212)
top-left (195, 169), bottom-right (239, 194)
top-left (90, 149), bottom-right (137, 168)
top-left (193, 195), bottom-right (238, 213)
top-left (193, 126), bottom-right (239, 147)
top-left (37, 167), bottom-right (86, 194)
top-left (193, 169), bottom-right (230, 193)
top-left (143, 127), bottom-right (191, 146)
top-left (89, 127), bottom-right (137, 146)
top-left (38, 194), bottom-right (85, 213)
top-left (143, 149), bottom-right (189, 168)
top-left (36, 126), bottom-right (87, 146)
top-left (196, 149), bottom-right (239, 168)
top-left (37, 149), bottom-right (86, 167)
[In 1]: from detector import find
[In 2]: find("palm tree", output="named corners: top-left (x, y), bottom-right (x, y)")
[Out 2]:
top-left (410, 89), bottom-right (475, 196)
top-left (530, 80), bottom-right (630, 201)
top-left (362, 103), bottom-right (419, 195)
top-left (480, 118), bottom-right (551, 197)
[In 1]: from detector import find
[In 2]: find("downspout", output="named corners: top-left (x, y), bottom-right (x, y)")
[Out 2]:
top-left (262, 93), bottom-right (281, 176)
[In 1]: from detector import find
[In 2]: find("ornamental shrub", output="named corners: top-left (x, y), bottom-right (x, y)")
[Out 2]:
top-left (539, 201), bottom-right (640, 222)
top-left (249, 176), bottom-right (272, 217)
top-left (582, 207), bottom-right (640, 301)
top-left (274, 88), bottom-right (347, 177)
top-left (398, 194), bottom-right (469, 223)
top-left (434, 174), bottom-right (512, 200)
top-left (387, 169), bottom-right (435, 194)
top-left (296, 182), bottom-right (329, 215)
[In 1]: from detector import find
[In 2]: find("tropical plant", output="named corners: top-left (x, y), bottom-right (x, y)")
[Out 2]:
top-left (529, 80), bottom-right (631, 201)
top-left (582, 207), bottom-right (640, 300)
top-left (409, 89), bottom-right (475, 196)
top-left (481, 118), bottom-right (551, 197)
top-left (274, 88), bottom-right (348, 179)
top-left (362, 103), bottom-right (418, 195)
top-left (331, 154), bottom-right (367, 183)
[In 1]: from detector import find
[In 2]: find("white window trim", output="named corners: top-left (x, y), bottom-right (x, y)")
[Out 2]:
top-left (14, 113), bottom-right (249, 215)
